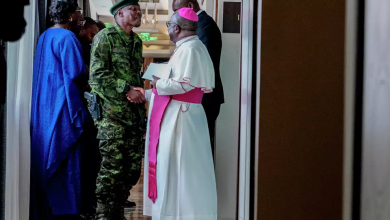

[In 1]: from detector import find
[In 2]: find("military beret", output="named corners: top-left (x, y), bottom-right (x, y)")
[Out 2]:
top-left (110, 0), bottom-right (139, 15)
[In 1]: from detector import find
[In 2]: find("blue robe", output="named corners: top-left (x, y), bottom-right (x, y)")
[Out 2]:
top-left (30, 28), bottom-right (91, 220)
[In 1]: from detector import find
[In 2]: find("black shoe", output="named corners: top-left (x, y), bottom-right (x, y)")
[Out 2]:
top-left (79, 213), bottom-right (95, 220)
top-left (124, 201), bottom-right (136, 208)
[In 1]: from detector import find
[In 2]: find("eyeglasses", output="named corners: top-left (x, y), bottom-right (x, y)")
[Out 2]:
top-left (79, 20), bottom-right (86, 27)
top-left (166, 21), bottom-right (180, 28)
top-left (76, 9), bottom-right (83, 15)
top-left (166, 21), bottom-right (195, 31)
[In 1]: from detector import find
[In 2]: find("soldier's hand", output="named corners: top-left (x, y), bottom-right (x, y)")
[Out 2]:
top-left (127, 86), bottom-right (146, 103)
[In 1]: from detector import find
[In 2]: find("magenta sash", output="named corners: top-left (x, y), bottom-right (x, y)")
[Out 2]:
top-left (148, 88), bottom-right (203, 203)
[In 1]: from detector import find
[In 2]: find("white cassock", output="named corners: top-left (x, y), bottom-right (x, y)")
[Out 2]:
top-left (143, 36), bottom-right (217, 220)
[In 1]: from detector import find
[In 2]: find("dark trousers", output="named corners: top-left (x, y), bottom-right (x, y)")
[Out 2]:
top-left (202, 103), bottom-right (221, 161)
top-left (54, 215), bottom-right (83, 220)
top-left (79, 122), bottom-right (101, 217)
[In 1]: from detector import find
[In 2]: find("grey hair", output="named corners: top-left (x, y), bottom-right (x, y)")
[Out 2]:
top-left (49, 0), bottom-right (78, 24)
top-left (173, 11), bottom-right (198, 31)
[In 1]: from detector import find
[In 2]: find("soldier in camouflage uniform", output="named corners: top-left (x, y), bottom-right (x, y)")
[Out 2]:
top-left (88, 0), bottom-right (146, 219)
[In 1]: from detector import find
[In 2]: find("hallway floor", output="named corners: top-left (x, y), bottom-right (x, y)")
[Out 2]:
top-left (125, 160), bottom-right (151, 220)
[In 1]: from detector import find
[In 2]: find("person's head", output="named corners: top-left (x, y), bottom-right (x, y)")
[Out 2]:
top-left (110, 0), bottom-right (142, 29)
top-left (172, 0), bottom-right (200, 13)
top-left (49, 0), bottom-right (83, 29)
top-left (167, 8), bottom-right (198, 43)
top-left (0, 1), bottom-right (30, 42)
top-left (78, 17), bottom-right (99, 43)
top-left (95, 20), bottom-right (106, 31)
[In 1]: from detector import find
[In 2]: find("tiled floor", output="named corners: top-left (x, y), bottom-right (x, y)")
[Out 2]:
top-left (125, 160), bottom-right (152, 220)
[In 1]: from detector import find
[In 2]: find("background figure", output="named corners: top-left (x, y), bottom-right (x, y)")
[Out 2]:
top-left (173, 0), bottom-right (224, 160)
top-left (30, 0), bottom-right (92, 219)
top-left (95, 20), bottom-right (107, 31)
top-left (78, 17), bottom-right (99, 70)
top-left (76, 17), bottom-right (102, 220)
top-left (89, 0), bottom-right (146, 219)
top-left (0, 1), bottom-right (29, 220)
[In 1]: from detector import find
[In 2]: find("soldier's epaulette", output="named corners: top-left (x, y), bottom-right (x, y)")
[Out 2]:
top-left (106, 26), bottom-right (118, 35)
top-left (133, 32), bottom-right (142, 41)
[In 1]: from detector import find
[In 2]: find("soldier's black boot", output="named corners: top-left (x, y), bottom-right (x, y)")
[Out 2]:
top-left (124, 200), bottom-right (136, 208)
top-left (96, 202), bottom-right (126, 220)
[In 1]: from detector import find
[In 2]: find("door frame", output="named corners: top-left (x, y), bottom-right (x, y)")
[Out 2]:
top-left (237, 0), bottom-right (259, 219)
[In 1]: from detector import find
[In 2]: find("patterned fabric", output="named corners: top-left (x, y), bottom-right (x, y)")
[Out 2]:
top-left (90, 25), bottom-right (145, 129)
top-left (95, 138), bottom-right (143, 220)
top-left (30, 28), bottom-right (91, 219)
top-left (89, 25), bottom-right (146, 220)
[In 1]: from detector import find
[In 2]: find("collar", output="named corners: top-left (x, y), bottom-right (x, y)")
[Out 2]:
top-left (196, 10), bottom-right (204, 15)
top-left (175, 35), bottom-right (198, 47)
top-left (115, 24), bottom-right (132, 45)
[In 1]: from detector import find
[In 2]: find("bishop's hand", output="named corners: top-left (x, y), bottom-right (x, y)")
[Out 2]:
top-left (151, 75), bottom-right (160, 88)
top-left (133, 87), bottom-right (145, 96)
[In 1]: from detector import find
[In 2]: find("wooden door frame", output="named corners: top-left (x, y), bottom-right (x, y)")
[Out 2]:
top-left (245, 0), bottom-right (363, 219)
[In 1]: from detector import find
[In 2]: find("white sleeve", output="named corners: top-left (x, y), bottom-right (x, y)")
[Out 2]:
top-left (156, 79), bottom-right (194, 95)
top-left (144, 89), bottom-right (152, 102)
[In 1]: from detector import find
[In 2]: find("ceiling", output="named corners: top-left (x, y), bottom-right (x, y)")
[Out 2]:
top-left (90, 0), bottom-right (113, 16)
top-left (90, 0), bottom-right (168, 17)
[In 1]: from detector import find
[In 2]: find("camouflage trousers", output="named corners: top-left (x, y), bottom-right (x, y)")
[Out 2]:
top-left (95, 139), bottom-right (143, 220)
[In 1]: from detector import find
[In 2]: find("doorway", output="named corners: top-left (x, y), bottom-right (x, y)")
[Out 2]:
top-left (3, 0), bottom-right (261, 219)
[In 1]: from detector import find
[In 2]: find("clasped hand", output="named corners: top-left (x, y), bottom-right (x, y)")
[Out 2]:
top-left (126, 86), bottom-right (146, 103)
top-left (126, 76), bottom-right (160, 103)
top-left (151, 75), bottom-right (160, 88)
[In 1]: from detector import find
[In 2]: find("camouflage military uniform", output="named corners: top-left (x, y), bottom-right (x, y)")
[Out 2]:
top-left (89, 25), bottom-right (146, 220)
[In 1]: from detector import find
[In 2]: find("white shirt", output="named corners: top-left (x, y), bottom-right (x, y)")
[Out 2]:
top-left (197, 10), bottom-right (204, 15)
top-left (145, 89), bottom-right (152, 101)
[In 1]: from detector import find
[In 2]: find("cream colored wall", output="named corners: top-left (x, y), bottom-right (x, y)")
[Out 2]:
top-left (215, 0), bottom-right (241, 219)
top-left (89, 0), bottom-right (98, 19)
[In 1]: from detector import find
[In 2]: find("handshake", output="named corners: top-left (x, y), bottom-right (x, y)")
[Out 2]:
top-left (126, 76), bottom-right (160, 103)
top-left (126, 86), bottom-right (146, 103)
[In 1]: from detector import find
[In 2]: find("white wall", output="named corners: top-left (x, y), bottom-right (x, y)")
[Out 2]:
top-left (140, 1), bottom-right (169, 11)
top-left (200, 0), bottom-right (214, 16)
top-left (215, 0), bottom-right (241, 219)
top-left (89, 0), bottom-right (97, 19)
top-left (6, 1), bottom-right (36, 219)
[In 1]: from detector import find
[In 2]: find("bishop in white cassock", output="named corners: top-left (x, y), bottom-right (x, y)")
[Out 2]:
top-left (141, 7), bottom-right (217, 220)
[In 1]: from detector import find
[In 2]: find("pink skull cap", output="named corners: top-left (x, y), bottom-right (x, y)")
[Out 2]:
top-left (178, 7), bottom-right (198, 22)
